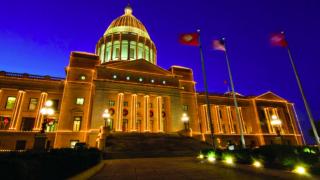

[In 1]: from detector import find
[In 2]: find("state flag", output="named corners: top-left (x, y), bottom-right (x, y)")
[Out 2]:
top-left (179, 33), bottom-right (199, 46)
top-left (270, 33), bottom-right (288, 47)
top-left (213, 39), bottom-right (226, 51)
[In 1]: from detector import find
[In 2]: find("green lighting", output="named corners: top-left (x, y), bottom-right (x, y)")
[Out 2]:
top-left (207, 152), bottom-right (216, 162)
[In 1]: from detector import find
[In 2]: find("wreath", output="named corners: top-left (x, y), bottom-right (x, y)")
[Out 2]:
top-left (150, 110), bottom-right (154, 118)
top-left (109, 108), bottom-right (115, 115)
top-left (162, 111), bottom-right (166, 118)
top-left (123, 109), bottom-right (128, 116)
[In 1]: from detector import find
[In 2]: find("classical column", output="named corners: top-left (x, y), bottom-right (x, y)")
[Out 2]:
top-left (116, 93), bottom-right (124, 131)
top-left (155, 96), bottom-right (162, 132)
top-left (34, 92), bottom-right (48, 130)
top-left (143, 95), bottom-right (150, 131)
top-left (131, 94), bottom-right (137, 131)
top-left (9, 90), bottom-right (26, 130)
top-left (238, 107), bottom-right (247, 133)
top-left (226, 106), bottom-right (235, 133)
top-left (214, 106), bottom-right (222, 133)
top-left (252, 99), bottom-right (265, 146)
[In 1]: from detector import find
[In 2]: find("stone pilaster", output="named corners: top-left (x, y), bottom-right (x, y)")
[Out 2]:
top-left (131, 94), bottom-right (137, 131)
top-left (143, 95), bottom-right (150, 131)
top-left (9, 90), bottom-right (26, 130)
top-left (116, 93), bottom-right (124, 131)
top-left (34, 92), bottom-right (48, 130)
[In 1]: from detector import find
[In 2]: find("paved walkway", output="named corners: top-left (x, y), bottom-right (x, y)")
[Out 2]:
top-left (90, 157), bottom-right (312, 180)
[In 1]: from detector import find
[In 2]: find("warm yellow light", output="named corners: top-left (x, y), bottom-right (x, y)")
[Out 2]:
top-left (293, 166), bottom-right (307, 175)
top-left (197, 154), bottom-right (204, 159)
top-left (47, 108), bottom-right (54, 115)
top-left (208, 156), bottom-right (216, 162)
top-left (224, 156), bottom-right (234, 165)
top-left (45, 100), bottom-right (53, 107)
top-left (253, 161), bottom-right (262, 168)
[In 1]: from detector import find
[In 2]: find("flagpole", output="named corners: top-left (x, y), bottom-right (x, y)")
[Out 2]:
top-left (197, 29), bottom-right (216, 149)
top-left (285, 40), bottom-right (320, 148)
top-left (223, 38), bottom-right (246, 149)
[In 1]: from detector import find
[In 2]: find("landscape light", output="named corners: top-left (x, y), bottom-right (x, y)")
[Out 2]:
top-left (253, 160), bottom-right (262, 168)
top-left (224, 156), bottom-right (234, 165)
top-left (293, 166), bottom-right (307, 175)
top-left (207, 152), bottom-right (216, 163)
top-left (197, 153), bottom-right (204, 159)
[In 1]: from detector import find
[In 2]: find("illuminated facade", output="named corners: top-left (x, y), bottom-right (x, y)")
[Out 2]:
top-left (0, 5), bottom-right (304, 150)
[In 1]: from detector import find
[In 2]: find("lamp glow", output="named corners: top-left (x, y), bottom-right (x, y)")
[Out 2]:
top-left (207, 152), bottom-right (216, 162)
top-left (45, 100), bottom-right (53, 107)
top-left (224, 156), bottom-right (234, 165)
top-left (293, 166), bottom-right (307, 175)
top-left (198, 154), bottom-right (204, 159)
top-left (253, 160), bottom-right (262, 168)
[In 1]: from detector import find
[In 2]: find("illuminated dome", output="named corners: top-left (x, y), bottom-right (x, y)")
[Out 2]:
top-left (96, 4), bottom-right (157, 64)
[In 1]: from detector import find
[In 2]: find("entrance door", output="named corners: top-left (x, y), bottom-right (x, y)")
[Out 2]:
top-left (21, 118), bottom-right (35, 131)
top-left (136, 120), bottom-right (141, 132)
top-left (122, 119), bottom-right (128, 132)
top-left (15, 140), bottom-right (26, 150)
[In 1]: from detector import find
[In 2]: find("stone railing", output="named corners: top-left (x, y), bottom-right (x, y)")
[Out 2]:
top-left (0, 71), bottom-right (64, 81)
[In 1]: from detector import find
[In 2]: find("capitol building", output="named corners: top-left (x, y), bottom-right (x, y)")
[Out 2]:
top-left (0, 5), bottom-right (304, 150)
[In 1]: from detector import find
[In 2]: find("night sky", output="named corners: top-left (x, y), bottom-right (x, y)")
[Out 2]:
top-left (1, 0), bottom-right (319, 143)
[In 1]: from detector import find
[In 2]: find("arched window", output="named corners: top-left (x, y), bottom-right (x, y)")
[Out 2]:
top-left (129, 41), bottom-right (136, 60)
top-left (100, 44), bottom-right (105, 63)
top-left (121, 40), bottom-right (128, 60)
top-left (106, 42), bottom-right (112, 61)
top-left (138, 43), bottom-right (144, 59)
top-left (112, 41), bottom-right (120, 60)
top-left (145, 46), bottom-right (150, 61)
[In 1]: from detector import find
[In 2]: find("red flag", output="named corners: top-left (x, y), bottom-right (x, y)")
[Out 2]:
top-left (213, 39), bottom-right (226, 51)
top-left (270, 33), bottom-right (288, 47)
top-left (179, 33), bottom-right (199, 46)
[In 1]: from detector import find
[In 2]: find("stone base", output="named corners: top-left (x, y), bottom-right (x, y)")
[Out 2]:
top-left (33, 133), bottom-right (47, 151)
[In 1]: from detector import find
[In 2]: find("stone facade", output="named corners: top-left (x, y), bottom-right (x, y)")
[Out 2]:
top-left (0, 5), bottom-right (304, 150)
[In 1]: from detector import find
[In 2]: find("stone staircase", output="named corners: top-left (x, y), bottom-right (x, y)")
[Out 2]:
top-left (104, 132), bottom-right (212, 159)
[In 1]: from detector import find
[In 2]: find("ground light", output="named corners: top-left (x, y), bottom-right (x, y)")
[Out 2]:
top-left (224, 156), bottom-right (234, 165)
top-left (207, 152), bottom-right (216, 163)
top-left (197, 153), bottom-right (204, 159)
top-left (252, 160), bottom-right (262, 168)
top-left (292, 165), bottom-right (307, 175)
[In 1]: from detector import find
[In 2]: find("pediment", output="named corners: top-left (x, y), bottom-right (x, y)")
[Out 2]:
top-left (103, 60), bottom-right (173, 76)
top-left (255, 91), bottom-right (287, 102)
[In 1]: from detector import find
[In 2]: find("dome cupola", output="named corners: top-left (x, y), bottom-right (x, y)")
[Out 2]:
top-left (96, 4), bottom-right (157, 64)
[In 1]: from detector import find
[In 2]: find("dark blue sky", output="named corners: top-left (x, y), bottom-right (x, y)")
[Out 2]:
top-left (1, 0), bottom-right (319, 143)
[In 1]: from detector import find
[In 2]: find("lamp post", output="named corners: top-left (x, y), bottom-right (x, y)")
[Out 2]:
top-left (102, 109), bottom-right (111, 128)
top-left (40, 100), bottom-right (54, 133)
top-left (270, 114), bottom-right (282, 144)
top-left (34, 100), bottom-right (54, 151)
top-left (181, 113), bottom-right (190, 131)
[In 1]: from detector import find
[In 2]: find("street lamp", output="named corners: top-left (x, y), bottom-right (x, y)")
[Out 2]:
top-left (270, 114), bottom-right (282, 144)
top-left (102, 109), bottom-right (111, 127)
top-left (181, 113), bottom-right (190, 131)
top-left (40, 100), bottom-right (54, 133)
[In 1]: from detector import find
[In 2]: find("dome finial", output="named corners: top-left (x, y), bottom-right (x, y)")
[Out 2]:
top-left (124, 2), bottom-right (132, 15)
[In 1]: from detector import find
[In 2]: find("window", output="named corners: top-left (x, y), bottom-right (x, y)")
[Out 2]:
top-left (162, 80), bottom-right (166, 84)
top-left (100, 44), bottom-right (105, 62)
top-left (121, 40), bottom-right (128, 60)
top-left (28, 98), bottom-right (38, 111)
top-left (80, 75), bottom-right (86, 80)
top-left (0, 116), bottom-right (11, 130)
top-left (182, 105), bottom-right (189, 111)
top-left (145, 46), bottom-right (150, 61)
top-left (73, 117), bottom-right (81, 131)
top-left (150, 49), bottom-right (154, 63)
top-left (126, 76), bottom-right (130, 80)
top-left (51, 99), bottom-right (60, 110)
top-left (123, 101), bottom-right (128, 107)
top-left (150, 79), bottom-right (155, 83)
top-left (113, 75), bottom-right (117, 79)
top-left (139, 77), bottom-right (143, 82)
top-left (113, 41), bottom-right (120, 60)
top-left (106, 42), bottom-right (112, 61)
top-left (70, 140), bottom-right (79, 148)
top-left (46, 119), bottom-right (57, 132)
top-left (129, 41), bottom-right (136, 60)
top-left (76, 98), bottom-right (84, 105)
top-left (108, 100), bottom-right (115, 107)
top-left (138, 43), bottom-right (144, 59)
top-left (5, 96), bottom-right (16, 110)
top-left (20, 117), bottom-right (35, 131)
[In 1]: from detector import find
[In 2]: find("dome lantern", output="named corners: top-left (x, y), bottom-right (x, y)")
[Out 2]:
top-left (96, 5), bottom-right (157, 65)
